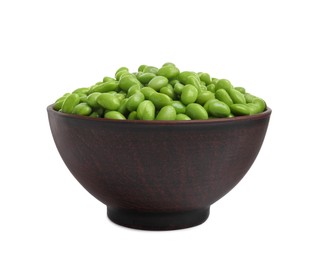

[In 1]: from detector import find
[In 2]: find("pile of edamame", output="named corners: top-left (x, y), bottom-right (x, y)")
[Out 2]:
top-left (53, 63), bottom-right (266, 120)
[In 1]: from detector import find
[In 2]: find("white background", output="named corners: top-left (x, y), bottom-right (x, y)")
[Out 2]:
top-left (1, 0), bottom-right (317, 259)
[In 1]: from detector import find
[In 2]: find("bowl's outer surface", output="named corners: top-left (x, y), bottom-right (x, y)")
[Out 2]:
top-left (48, 105), bottom-right (271, 214)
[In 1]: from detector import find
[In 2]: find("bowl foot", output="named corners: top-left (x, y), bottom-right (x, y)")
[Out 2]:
top-left (107, 206), bottom-right (210, 230)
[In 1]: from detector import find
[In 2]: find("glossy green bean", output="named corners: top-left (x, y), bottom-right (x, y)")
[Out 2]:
top-left (97, 93), bottom-right (120, 110)
top-left (72, 103), bottom-right (92, 116)
top-left (186, 103), bottom-right (208, 120)
top-left (126, 91), bottom-right (145, 112)
top-left (104, 111), bottom-right (126, 120)
top-left (156, 105), bottom-right (176, 120)
top-left (53, 63), bottom-right (267, 120)
top-left (181, 84), bottom-right (198, 105)
top-left (149, 92), bottom-right (172, 109)
top-left (61, 93), bottom-right (80, 113)
top-left (207, 99), bottom-right (231, 118)
top-left (148, 76), bottom-right (169, 91)
top-left (137, 100), bottom-right (155, 120)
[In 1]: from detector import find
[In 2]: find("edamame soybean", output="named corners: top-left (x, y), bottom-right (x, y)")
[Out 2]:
top-left (181, 84), bottom-right (198, 105)
top-left (230, 104), bottom-right (250, 116)
top-left (53, 62), bottom-right (267, 120)
top-left (149, 92), bottom-right (172, 109)
top-left (119, 75), bottom-right (140, 92)
top-left (97, 93), bottom-right (120, 110)
top-left (126, 91), bottom-right (145, 112)
top-left (104, 111), bottom-right (126, 120)
top-left (140, 87), bottom-right (156, 99)
top-left (215, 79), bottom-right (232, 92)
top-left (156, 105), bottom-right (176, 120)
top-left (72, 103), bottom-right (92, 116)
top-left (137, 100), bottom-right (155, 120)
top-left (228, 88), bottom-right (246, 104)
top-left (171, 101), bottom-right (186, 114)
top-left (61, 93), bottom-right (80, 113)
top-left (186, 103), bottom-right (208, 120)
top-left (137, 72), bottom-right (156, 84)
top-left (196, 91), bottom-right (215, 105)
top-left (157, 65), bottom-right (180, 80)
top-left (207, 99), bottom-right (231, 118)
top-left (148, 76), bottom-right (169, 91)
top-left (160, 85), bottom-right (175, 99)
top-left (215, 89), bottom-right (233, 106)
top-left (175, 114), bottom-right (191, 120)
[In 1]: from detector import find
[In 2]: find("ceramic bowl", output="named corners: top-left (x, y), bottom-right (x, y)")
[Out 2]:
top-left (47, 105), bottom-right (271, 230)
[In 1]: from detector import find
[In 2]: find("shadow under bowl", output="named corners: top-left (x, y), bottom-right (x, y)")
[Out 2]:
top-left (47, 105), bottom-right (271, 230)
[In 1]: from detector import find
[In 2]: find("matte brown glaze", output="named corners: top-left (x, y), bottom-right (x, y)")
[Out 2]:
top-left (47, 105), bottom-right (271, 230)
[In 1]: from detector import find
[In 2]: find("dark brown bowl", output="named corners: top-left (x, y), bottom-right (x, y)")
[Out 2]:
top-left (47, 105), bottom-right (271, 230)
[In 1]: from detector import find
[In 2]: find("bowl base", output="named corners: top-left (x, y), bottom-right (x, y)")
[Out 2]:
top-left (107, 206), bottom-right (210, 230)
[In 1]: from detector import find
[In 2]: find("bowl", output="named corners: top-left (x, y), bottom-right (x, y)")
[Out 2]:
top-left (47, 105), bottom-right (271, 230)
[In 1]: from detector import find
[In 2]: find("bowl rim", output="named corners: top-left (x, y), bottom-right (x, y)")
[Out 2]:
top-left (47, 104), bottom-right (271, 125)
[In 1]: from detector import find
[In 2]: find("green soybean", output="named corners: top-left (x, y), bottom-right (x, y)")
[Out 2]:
top-left (128, 111), bottom-right (138, 120)
top-left (171, 101), bottom-right (186, 114)
top-left (196, 91), bottom-right (215, 105)
top-left (211, 78), bottom-right (219, 85)
top-left (115, 70), bottom-right (130, 81)
top-left (137, 100), bottom-right (155, 120)
top-left (140, 87), bottom-right (157, 99)
top-left (230, 104), bottom-right (251, 116)
top-left (246, 103), bottom-right (260, 115)
top-left (117, 98), bottom-right (129, 115)
top-left (252, 98), bottom-right (266, 113)
top-left (204, 98), bottom-right (217, 111)
top-left (181, 84), bottom-right (198, 105)
top-left (244, 93), bottom-right (257, 103)
top-left (72, 103), bottom-right (92, 116)
top-left (169, 79), bottom-right (179, 86)
top-left (215, 79), bottom-right (232, 92)
top-left (97, 93), bottom-right (120, 110)
top-left (206, 83), bottom-right (216, 93)
top-left (157, 65), bottom-right (180, 80)
top-left (215, 89), bottom-right (233, 106)
top-left (90, 80), bottom-right (118, 93)
top-left (143, 66), bottom-right (158, 74)
top-left (104, 111), bottom-right (126, 120)
top-left (187, 76), bottom-right (202, 92)
top-left (174, 82), bottom-right (185, 95)
top-left (175, 114), bottom-right (191, 120)
top-left (228, 88), bottom-right (246, 104)
top-left (54, 95), bottom-right (69, 110)
top-left (148, 76), bottom-right (169, 91)
top-left (137, 72), bottom-right (156, 84)
top-left (61, 93), bottom-right (80, 113)
top-left (178, 71), bottom-right (199, 85)
top-left (156, 105), bottom-right (176, 120)
top-left (126, 91), bottom-right (145, 112)
top-left (87, 92), bottom-right (101, 108)
top-left (89, 111), bottom-right (100, 118)
top-left (127, 84), bottom-right (141, 97)
top-left (119, 75), bottom-right (140, 92)
top-left (207, 99), bottom-right (231, 118)
top-left (73, 87), bottom-right (90, 94)
top-left (103, 76), bottom-right (116, 83)
top-left (115, 67), bottom-right (129, 75)
top-left (199, 73), bottom-right (212, 85)
top-left (235, 87), bottom-right (246, 94)
top-left (149, 92), bottom-right (172, 109)
top-left (138, 64), bottom-right (147, 72)
top-left (186, 103), bottom-right (208, 120)
top-left (160, 85), bottom-right (175, 99)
